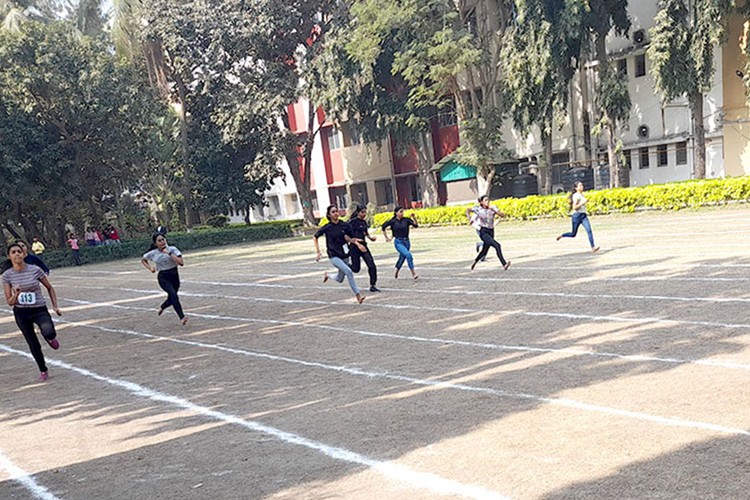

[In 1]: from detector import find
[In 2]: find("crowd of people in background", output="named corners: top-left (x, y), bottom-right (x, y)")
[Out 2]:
top-left (84, 225), bottom-right (121, 246)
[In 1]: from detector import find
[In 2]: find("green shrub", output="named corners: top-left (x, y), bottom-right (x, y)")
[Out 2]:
top-left (206, 214), bottom-right (230, 228)
top-left (43, 221), bottom-right (295, 270)
top-left (371, 177), bottom-right (750, 227)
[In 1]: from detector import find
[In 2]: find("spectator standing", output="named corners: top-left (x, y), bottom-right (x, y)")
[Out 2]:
top-left (31, 237), bottom-right (45, 257)
top-left (67, 233), bottom-right (82, 266)
top-left (84, 228), bottom-right (96, 247)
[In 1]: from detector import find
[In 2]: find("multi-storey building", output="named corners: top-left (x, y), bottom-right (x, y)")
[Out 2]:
top-left (234, 1), bottom-right (750, 223)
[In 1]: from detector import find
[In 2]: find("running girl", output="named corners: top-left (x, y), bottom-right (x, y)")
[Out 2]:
top-left (348, 205), bottom-right (380, 292)
top-left (467, 195), bottom-right (511, 271)
top-left (314, 205), bottom-right (366, 303)
top-left (556, 181), bottom-right (600, 253)
top-left (141, 233), bottom-right (188, 325)
top-left (2, 243), bottom-right (62, 381)
top-left (381, 206), bottom-right (419, 280)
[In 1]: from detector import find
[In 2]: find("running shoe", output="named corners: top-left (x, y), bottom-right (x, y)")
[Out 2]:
top-left (46, 338), bottom-right (60, 350)
top-left (39, 371), bottom-right (49, 381)
top-left (369, 286), bottom-right (380, 292)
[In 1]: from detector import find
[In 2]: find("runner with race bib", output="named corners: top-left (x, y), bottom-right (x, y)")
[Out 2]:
top-left (2, 243), bottom-right (62, 382)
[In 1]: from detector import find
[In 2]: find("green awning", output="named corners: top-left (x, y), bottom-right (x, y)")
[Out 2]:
top-left (440, 161), bottom-right (477, 182)
top-left (431, 154), bottom-right (477, 182)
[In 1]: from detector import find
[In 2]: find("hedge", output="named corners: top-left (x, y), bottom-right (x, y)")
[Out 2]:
top-left (41, 221), bottom-right (296, 269)
top-left (370, 176), bottom-right (750, 227)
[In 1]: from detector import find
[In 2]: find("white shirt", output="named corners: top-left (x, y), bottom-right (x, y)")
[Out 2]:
top-left (572, 192), bottom-right (587, 214)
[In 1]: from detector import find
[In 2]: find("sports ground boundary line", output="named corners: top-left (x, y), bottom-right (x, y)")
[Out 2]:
top-left (49, 300), bottom-right (750, 437)
top-left (0, 448), bottom-right (59, 500)
top-left (58, 284), bottom-right (750, 331)
top-left (0, 343), bottom-right (509, 500)
top-left (53, 298), bottom-right (750, 373)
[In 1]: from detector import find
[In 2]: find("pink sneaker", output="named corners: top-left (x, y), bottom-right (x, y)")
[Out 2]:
top-left (39, 371), bottom-right (49, 381)
top-left (46, 338), bottom-right (60, 350)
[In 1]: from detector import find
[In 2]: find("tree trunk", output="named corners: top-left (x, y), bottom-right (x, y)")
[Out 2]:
top-left (174, 75), bottom-right (195, 228)
top-left (535, 130), bottom-right (553, 195)
top-left (476, 163), bottom-right (495, 198)
top-left (281, 106), bottom-right (319, 227)
top-left (594, 34), bottom-right (625, 188)
top-left (416, 133), bottom-right (438, 207)
top-left (691, 91), bottom-right (706, 179)
top-left (579, 53), bottom-right (593, 164)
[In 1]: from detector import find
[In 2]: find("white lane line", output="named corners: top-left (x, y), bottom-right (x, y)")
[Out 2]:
top-left (49, 313), bottom-right (750, 438)
top-left (0, 448), bottom-right (60, 500)
top-left (54, 301), bottom-right (750, 373)
top-left (60, 285), bottom-right (750, 331)
top-left (0, 343), bottom-right (508, 500)
top-left (182, 279), bottom-right (750, 305)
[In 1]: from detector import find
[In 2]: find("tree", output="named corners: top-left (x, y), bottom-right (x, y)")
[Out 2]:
top-left (586, 0), bottom-right (631, 187)
top-left (648, 0), bottom-right (735, 179)
top-left (344, 0), bottom-right (510, 197)
top-left (0, 20), bottom-right (171, 244)
top-left (503, 0), bottom-right (584, 194)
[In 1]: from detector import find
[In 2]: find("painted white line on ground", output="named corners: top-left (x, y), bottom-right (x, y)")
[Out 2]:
top-left (49, 312), bottom-right (750, 437)
top-left (0, 343), bottom-right (508, 500)
top-left (59, 284), bottom-right (750, 331)
top-left (183, 279), bottom-right (750, 305)
top-left (0, 448), bottom-right (60, 500)
top-left (54, 301), bottom-right (750, 373)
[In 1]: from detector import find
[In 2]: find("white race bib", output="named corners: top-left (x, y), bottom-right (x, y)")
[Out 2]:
top-left (18, 292), bottom-right (36, 305)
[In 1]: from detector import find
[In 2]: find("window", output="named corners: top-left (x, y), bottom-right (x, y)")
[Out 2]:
top-left (438, 111), bottom-right (457, 128)
top-left (375, 179), bottom-right (394, 206)
top-left (676, 141), bottom-right (688, 165)
top-left (350, 182), bottom-right (369, 205)
top-left (342, 122), bottom-right (361, 147)
top-left (639, 147), bottom-right (650, 169)
top-left (617, 58), bottom-right (628, 76)
top-left (635, 54), bottom-right (646, 77)
top-left (624, 150), bottom-right (632, 170)
top-left (326, 127), bottom-right (341, 150)
top-left (329, 186), bottom-right (349, 210)
top-left (657, 144), bottom-right (668, 167)
top-left (408, 176), bottom-right (421, 202)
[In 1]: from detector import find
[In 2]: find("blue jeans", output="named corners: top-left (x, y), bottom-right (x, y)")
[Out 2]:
top-left (394, 238), bottom-right (414, 270)
top-left (330, 257), bottom-right (360, 295)
top-left (562, 212), bottom-right (596, 248)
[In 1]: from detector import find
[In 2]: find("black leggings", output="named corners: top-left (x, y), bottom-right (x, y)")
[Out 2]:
top-left (14, 306), bottom-right (56, 372)
top-left (158, 268), bottom-right (185, 319)
top-left (350, 245), bottom-right (378, 287)
top-left (474, 227), bottom-right (507, 266)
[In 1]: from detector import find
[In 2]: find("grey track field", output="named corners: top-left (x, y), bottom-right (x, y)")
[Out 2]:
top-left (2, 206), bottom-right (750, 499)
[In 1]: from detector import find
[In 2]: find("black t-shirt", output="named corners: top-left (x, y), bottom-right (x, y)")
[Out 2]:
top-left (382, 217), bottom-right (417, 239)
top-left (348, 218), bottom-right (370, 242)
top-left (315, 221), bottom-right (352, 260)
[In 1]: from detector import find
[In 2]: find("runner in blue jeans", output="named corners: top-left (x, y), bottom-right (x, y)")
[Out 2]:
top-left (314, 205), bottom-right (367, 304)
top-left (557, 181), bottom-right (600, 253)
top-left (381, 206), bottom-right (419, 280)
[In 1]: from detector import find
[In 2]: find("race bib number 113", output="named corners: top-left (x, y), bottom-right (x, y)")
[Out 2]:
top-left (18, 292), bottom-right (36, 305)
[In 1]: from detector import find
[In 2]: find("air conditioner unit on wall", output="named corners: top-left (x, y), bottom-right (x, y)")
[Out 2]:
top-left (633, 29), bottom-right (646, 45)
top-left (637, 125), bottom-right (650, 139)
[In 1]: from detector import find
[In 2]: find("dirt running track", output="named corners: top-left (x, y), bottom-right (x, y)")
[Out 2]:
top-left (2, 207), bottom-right (750, 499)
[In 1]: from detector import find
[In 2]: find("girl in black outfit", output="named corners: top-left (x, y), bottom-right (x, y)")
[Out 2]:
top-left (381, 206), bottom-right (419, 280)
top-left (348, 205), bottom-right (379, 292)
top-left (314, 205), bottom-right (367, 303)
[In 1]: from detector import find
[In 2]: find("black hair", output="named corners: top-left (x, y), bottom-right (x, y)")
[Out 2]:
top-left (148, 232), bottom-right (167, 251)
top-left (1, 243), bottom-right (24, 273)
top-left (478, 195), bottom-right (489, 203)
top-left (325, 205), bottom-right (338, 218)
top-left (393, 206), bottom-right (404, 217)
top-left (351, 204), bottom-right (366, 217)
